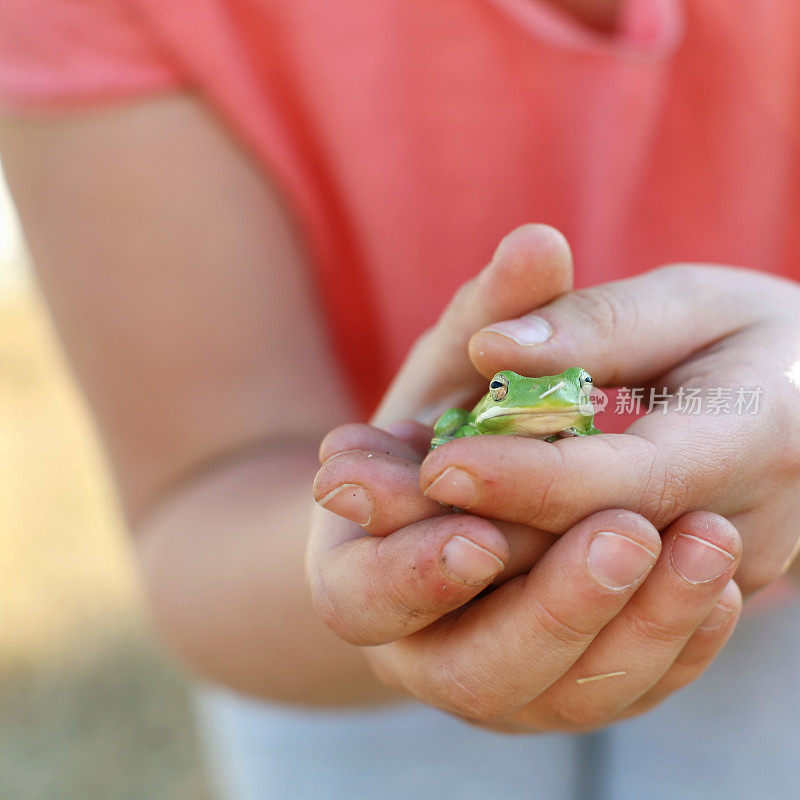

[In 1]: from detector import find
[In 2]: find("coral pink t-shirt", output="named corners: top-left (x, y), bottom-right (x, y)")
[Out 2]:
top-left (2, 0), bottom-right (800, 415)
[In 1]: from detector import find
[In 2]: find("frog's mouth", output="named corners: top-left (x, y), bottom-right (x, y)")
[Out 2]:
top-left (476, 405), bottom-right (585, 435)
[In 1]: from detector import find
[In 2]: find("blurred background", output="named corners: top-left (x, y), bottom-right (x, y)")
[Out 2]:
top-left (0, 159), bottom-right (213, 799)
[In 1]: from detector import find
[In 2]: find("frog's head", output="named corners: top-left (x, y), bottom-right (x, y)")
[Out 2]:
top-left (472, 368), bottom-right (595, 436)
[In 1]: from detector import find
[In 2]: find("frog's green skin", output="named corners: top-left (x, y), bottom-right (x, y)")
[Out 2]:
top-left (430, 368), bottom-right (602, 450)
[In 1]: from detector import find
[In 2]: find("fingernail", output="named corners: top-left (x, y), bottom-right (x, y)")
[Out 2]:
top-left (442, 535), bottom-right (504, 585)
top-left (671, 534), bottom-right (734, 584)
top-left (698, 601), bottom-right (735, 631)
top-left (317, 484), bottom-right (371, 526)
top-left (588, 531), bottom-right (658, 591)
top-left (481, 315), bottom-right (552, 346)
top-left (424, 467), bottom-right (477, 508)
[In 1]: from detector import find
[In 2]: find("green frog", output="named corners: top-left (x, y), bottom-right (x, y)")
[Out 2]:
top-left (430, 367), bottom-right (602, 450)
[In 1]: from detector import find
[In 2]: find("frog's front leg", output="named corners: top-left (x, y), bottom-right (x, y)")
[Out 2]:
top-left (548, 421), bottom-right (602, 442)
top-left (578, 419), bottom-right (603, 435)
top-left (430, 408), bottom-right (478, 450)
top-left (561, 422), bottom-right (602, 437)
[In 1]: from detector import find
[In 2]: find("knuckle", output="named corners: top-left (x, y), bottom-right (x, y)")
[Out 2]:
top-left (570, 286), bottom-right (639, 352)
top-left (449, 694), bottom-right (507, 722)
top-left (553, 704), bottom-right (609, 733)
top-left (638, 457), bottom-right (691, 526)
top-left (309, 539), bottom-right (430, 647)
top-left (777, 439), bottom-right (800, 481)
top-left (735, 557), bottom-right (788, 595)
top-left (373, 535), bottom-right (466, 624)
top-left (542, 692), bottom-right (613, 733)
top-left (368, 652), bottom-right (406, 693)
top-left (771, 405), bottom-right (800, 478)
top-left (653, 263), bottom-right (724, 302)
top-left (526, 596), bottom-right (595, 651)
top-left (377, 565), bottom-right (431, 629)
top-left (520, 448), bottom-right (572, 531)
top-left (673, 643), bottom-right (715, 672)
top-left (653, 262), bottom-right (696, 283)
top-left (428, 656), bottom-right (512, 721)
top-left (524, 470), bottom-right (561, 527)
top-left (309, 572), bottom-right (368, 645)
top-left (627, 606), bottom-right (688, 647)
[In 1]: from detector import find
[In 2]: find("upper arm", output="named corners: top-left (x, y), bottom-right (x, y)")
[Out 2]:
top-left (0, 93), bottom-right (353, 519)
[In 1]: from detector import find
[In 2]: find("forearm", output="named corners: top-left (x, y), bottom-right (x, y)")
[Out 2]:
top-left (134, 441), bottom-right (396, 706)
top-left (0, 97), bottom-right (396, 705)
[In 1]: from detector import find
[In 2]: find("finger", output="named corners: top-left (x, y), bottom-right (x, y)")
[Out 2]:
top-left (419, 418), bottom-right (754, 532)
top-left (373, 224), bottom-right (573, 427)
top-left (319, 423), bottom-right (424, 464)
top-left (619, 578), bottom-right (741, 721)
top-left (385, 510), bottom-right (661, 719)
top-left (382, 419), bottom-right (435, 459)
top-left (307, 512), bottom-right (509, 645)
top-left (315, 449), bottom-right (556, 577)
top-left (493, 521), bottom-right (558, 582)
top-left (439, 224), bottom-right (573, 336)
top-left (420, 405), bottom-right (774, 597)
top-left (522, 512), bottom-right (741, 731)
top-left (469, 264), bottom-right (772, 387)
top-left (728, 507), bottom-right (800, 595)
top-left (314, 449), bottom-right (445, 535)
top-left (420, 433), bottom-right (662, 532)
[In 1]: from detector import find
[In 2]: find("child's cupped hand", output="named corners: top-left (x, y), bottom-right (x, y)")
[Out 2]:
top-left (307, 224), bottom-right (800, 730)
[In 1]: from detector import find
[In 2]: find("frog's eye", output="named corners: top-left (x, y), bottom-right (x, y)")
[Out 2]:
top-left (489, 373), bottom-right (509, 401)
top-left (579, 371), bottom-right (594, 395)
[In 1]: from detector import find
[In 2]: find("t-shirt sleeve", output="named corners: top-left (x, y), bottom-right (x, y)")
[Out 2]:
top-left (0, 0), bottom-right (185, 113)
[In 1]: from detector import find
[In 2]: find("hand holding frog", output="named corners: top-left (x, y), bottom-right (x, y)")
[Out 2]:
top-left (308, 226), bottom-right (751, 731)
top-left (430, 258), bottom-right (800, 595)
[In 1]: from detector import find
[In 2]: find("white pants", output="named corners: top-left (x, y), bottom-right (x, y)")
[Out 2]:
top-left (196, 583), bottom-right (800, 800)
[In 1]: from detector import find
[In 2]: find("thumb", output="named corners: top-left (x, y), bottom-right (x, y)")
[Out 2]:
top-left (468, 264), bottom-right (765, 387)
top-left (373, 224), bottom-right (573, 427)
